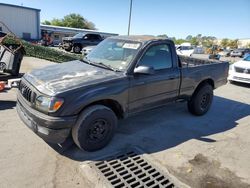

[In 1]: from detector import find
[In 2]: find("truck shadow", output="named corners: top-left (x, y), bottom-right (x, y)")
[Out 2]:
top-left (50, 96), bottom-right (250, 161)
top-left (0, 101), bottom-right (16, 110)
top-left (0, 73), bottom-right (24, 81)
top-left (229, 82), bottom-right (250, 88)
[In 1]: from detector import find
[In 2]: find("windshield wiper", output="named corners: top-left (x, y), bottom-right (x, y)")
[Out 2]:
top-left (97, 62), bottom-right (120, 72)
top-left (83, 57), bottom-right (120, 72)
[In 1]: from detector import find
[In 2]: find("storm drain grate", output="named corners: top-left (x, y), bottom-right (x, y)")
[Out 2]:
top-left (92, 150), bottom-right (179, 188)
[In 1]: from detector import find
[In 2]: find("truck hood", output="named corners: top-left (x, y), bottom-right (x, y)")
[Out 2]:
top-left (24, 60), bottom-right (122, 95)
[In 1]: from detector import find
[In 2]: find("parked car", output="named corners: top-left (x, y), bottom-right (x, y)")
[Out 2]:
top-left (230, 49), bottom-right (243, 57)
top-left (218, 50), bottom-right (231, 57)
top-left (244, 53), bottom-right (250, 59)
top-left (193, 46), bottom-right (205, 54)
top-left (16, 36), bottom-right (229, 151)
top-left (176, 43), bottom-right (194, 56)
top-left (230, 48), bottom-right (250, 58)
top-left (82, 45), bottom-right (96, 56)
top-left (243, 49), bottom-right (250, 58)
top-left (228, 55), bottom-right (250, 84)
top-left (62, 33), bottom-right (103, 53)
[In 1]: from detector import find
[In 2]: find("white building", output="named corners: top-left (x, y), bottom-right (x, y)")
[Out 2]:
top-left (0, 3), bottom-right (40, 40)
top-left (41, 24), bottom-right (118, 45)
top-left (238, 38), bottom-right (250, 48)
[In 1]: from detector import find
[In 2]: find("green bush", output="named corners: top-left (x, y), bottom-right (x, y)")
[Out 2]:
top-left (1, 34), bottom-right (82, 63)
top-left (23, 41), bottom-right (82, 63)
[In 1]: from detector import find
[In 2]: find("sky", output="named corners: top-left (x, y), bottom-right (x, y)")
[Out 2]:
top-left (1, 0), bottom-right (250, 39)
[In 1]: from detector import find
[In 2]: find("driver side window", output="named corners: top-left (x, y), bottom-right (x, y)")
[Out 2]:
top-left (138, 44), bottom-right (172, 70)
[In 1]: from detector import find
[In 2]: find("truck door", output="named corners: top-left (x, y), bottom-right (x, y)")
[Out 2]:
top-left (128, 42), bottom-right (180, 114)
top-left (87, 34), bottom-right (101, 46)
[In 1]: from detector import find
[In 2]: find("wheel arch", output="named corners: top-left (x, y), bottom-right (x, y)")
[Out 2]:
top-left (192, 78), bottom-right (214, 97)
top-left (82, 99), bottom-right (124, 119)
top-left (73, 43), bottom-right (82, 48)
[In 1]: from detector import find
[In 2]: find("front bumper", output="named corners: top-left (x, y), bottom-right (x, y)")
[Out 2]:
top-left (228, 71), bottom-right (250, 84)
top-left (62, 42), bottom-right (72, 50)
top-left (16, 97), bottom-right (77, 143)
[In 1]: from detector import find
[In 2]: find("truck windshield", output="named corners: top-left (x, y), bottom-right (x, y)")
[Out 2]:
top-left (73, 33), bottom-right (84, 38)
top-left (86, 38), bottom-right (141, 71)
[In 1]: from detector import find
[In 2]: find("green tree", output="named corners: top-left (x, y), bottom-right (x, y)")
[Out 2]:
top-left (42, 20), bottom-right (51, 25)
top-left (175, 39), bottom-right (188, 45)
top-left (228, 39), bottom-right (238, 49)
top-left (220, 38), bottom-right (229, 48)
top-left (157, 34), bottom-right (168, 38)
top-left (42, 13), bottom-right (96, 30)
top-left (185, 35), bottom-right (193, 41)
top-left (202, 39), bottom-right (214, 48)
top-left (50, 18), bottom-right (64, 27)
top-left (169, 37), bottom-right (176, 43)
top-left (190, 37), bottom-right (199, 46)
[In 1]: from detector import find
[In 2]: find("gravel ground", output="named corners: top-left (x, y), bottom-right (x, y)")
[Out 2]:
top-left (0, 56), bottom-right (249, 188)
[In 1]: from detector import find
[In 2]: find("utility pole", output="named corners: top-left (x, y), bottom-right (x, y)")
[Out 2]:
top-left (127, 0), bottom-right (133, 35)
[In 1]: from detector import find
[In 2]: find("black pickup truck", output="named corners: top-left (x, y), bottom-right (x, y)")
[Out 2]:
top-left (62, 33), bottom-right (103, 53)
top-left (17, 36), bottom-right (229, 151)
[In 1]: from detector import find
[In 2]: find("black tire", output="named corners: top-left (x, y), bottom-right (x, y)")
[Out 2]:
top-left (187, 84), bottom-right (213, 116)
top-left (73, 45), bottom-right (82, 53)
top-left (0, 62), bottom-right (6, 71)
top-left (72, 105), bottom-right (117, 151)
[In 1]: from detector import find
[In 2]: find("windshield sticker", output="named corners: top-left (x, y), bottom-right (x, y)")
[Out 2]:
top-left (123, 43), bottom-right (140, 49)
top-left (121, 61), bottom-right (127, 65)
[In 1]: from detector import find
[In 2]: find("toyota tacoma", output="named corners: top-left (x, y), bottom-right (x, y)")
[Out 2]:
top-left (17, 36), bottom-right (229, 151)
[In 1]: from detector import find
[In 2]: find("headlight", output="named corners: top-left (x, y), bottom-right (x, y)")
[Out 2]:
top-left (35, 96), bottom-right (64, 113)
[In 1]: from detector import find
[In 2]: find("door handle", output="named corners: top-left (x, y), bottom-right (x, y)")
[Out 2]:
top-left (169, 77), bottom-right (175, 80)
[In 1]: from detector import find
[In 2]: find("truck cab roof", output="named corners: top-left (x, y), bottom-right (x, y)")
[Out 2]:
top-left (109, 35), bottom-right (172, 44)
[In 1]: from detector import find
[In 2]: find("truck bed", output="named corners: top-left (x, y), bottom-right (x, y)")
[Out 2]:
top-left (178, 55), bottom-right (229, 97)
top-left (178, 55), bottom-right (224, 67)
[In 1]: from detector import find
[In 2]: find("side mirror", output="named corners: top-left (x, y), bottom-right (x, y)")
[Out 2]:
top-left (134, 66), bottom-right (155, 75)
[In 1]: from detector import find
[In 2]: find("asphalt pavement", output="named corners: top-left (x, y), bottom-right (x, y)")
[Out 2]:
top-left (0, 56), bottom-right (249, 188)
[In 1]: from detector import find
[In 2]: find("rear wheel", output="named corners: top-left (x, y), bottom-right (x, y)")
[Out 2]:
top-left (188, 84), bottom-right (213, 116)
top-left (72, 105), bottom-right (117, 151)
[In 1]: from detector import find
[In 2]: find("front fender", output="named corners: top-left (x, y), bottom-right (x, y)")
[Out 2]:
top-left (59, 82), bottom-right (129, 116)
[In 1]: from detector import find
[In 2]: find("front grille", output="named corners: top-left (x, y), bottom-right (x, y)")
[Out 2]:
top-left (19, 81), bottom-right (36, 103)
top-left (91, 149), bottom-right (181, 188)
top-left (235, 67), bottom-right (250, 74)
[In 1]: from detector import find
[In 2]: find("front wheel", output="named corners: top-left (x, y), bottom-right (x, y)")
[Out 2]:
top-left (73, 45), bottom-right (82, 53)
top-left (187, 84), bottom-right (213, 116)
top-left (64, 47), bottom-right (72, 52)
top-left (72, 105), bottom-right (117, 151)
